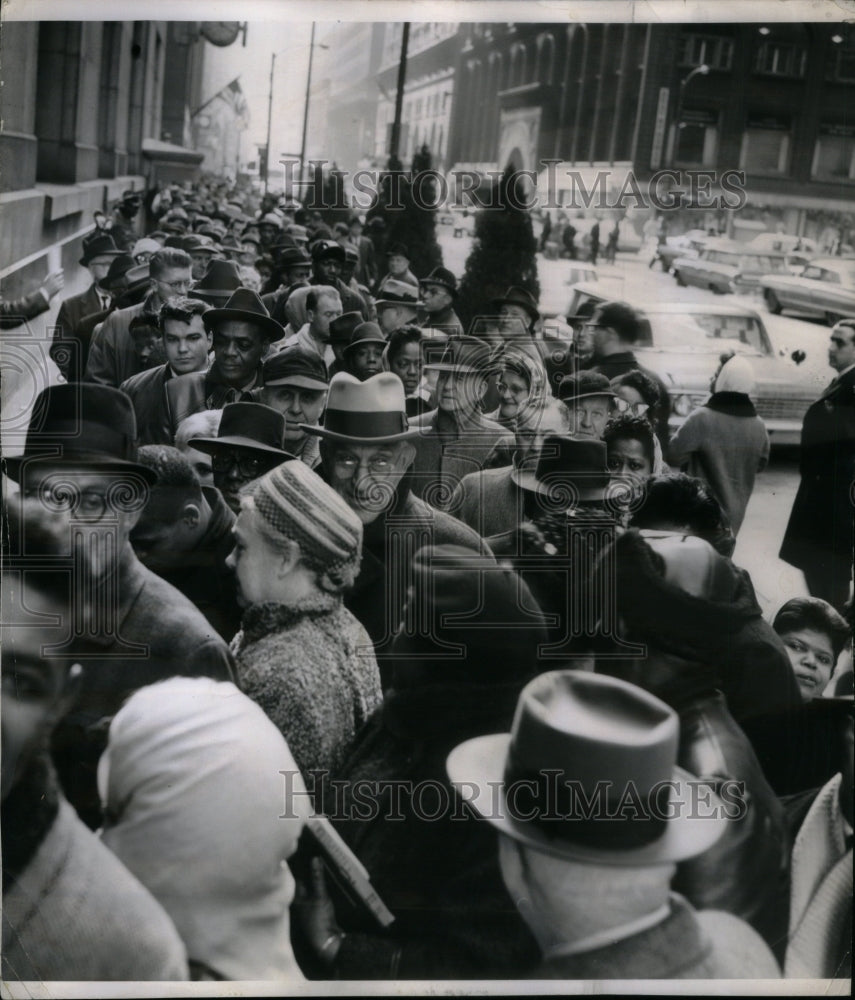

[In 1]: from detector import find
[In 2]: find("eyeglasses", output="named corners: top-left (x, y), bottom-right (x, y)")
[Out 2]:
top-left (497, 381), bottom-right (529, 398)
top-left (24, 487), bottom-right (113, 520)
top-left (613, 398), bottom-right (650, 417)
top-left (156, 277), bottom-right (193, 293)
top-left (334, 455), bottom-right (397, 477)
top-left (211, 451), bottom-right (267, 477)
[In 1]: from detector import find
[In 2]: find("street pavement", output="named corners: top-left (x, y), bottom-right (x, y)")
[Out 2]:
top-left (437, 224), bottom-right (817, 617)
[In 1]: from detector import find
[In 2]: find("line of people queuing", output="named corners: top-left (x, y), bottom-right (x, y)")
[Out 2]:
top-left (2, 178), bottom-right (852, 985)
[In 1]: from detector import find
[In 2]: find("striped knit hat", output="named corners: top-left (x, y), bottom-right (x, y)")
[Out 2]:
top-left (246, 460), bottom-right (363, 589)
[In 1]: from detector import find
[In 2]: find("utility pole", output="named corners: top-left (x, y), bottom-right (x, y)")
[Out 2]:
top-left (299, 23), bottom-right (317, 186)
top-left (389, 23), bottom-right (410, 162)
top-left (264, 52), bottom-right (275, 195)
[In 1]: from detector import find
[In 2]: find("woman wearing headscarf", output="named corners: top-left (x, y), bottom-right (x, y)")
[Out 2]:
top-left (603, 412), bottom-right (666, 526)
top-left (226, 460), bottom-right (382, 779)
top-left (485, 342), bottom-right (550, 468)
top-left (98, 676), bottom-right (313, 981)
top-left (668, 353), bottom-right (770, 535)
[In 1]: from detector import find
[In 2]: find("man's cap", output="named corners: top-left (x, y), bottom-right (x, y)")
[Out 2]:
top-left (420, 266), bottom-right (458, 297)
top-left (510, 434), bottom-right (611, 502)
top-left (4, 383), bottom-right (157, 486)
top-left (188, 402), bottom-right (294, 460)
top-left (311, 239), bottom-right (346, 264)
top-left (387, 242), bottom-right (410, 260)
top-left (447, 670), bottom-right (727, 865)
top-left (302, 371), bottom-right (419, 444)
top-left (262, 345), bottom-right (329, 391)
top-left (559, 371), bottom-right (619, 405)
top-left (203, 288), bottom-right (284, 342)
top-left (131, 237), bottom-right (163, 259)
top-left (80, 234), bottom-right (123, 267)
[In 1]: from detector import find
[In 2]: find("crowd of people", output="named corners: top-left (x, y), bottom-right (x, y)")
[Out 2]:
top-left (1, 176), bottom-right (853, 985)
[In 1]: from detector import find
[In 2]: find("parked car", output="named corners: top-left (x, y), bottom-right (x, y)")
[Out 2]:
top-left (759, 257), bottom-right (855, 325)
top-left (672, 240), bottom-right (790, 294)
top-left (563, 284), bottom-right (814, 444)
top-left (539, 263), bottom-right (599, 319)
top-left (747, 232), bottom-right (817, 255)
top-left (655, 229), bottom-right (710, 272)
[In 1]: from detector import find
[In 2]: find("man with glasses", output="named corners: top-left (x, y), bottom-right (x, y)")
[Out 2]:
top-left (781, 320), bottom-right (855, 610)
top-left (306, 371), bottom-right (488, 679)
top-left (85, 248), bottom-right (193, 387)
top-left (4, 383), bottom-right (234, 828)
top-left (189, 401), bottom-right (293, 514)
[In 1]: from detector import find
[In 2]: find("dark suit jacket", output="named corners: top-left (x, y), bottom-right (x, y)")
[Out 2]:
top-left (0, 288), bottom-right (50, 330)
top-left (408, 408), bottom-right (515, 509)
top-left (52, 285), bottom-right (106, 380)
top-left (84, 297), bottom-right (154, 387)
top-left (780, 366), bottom-right (855, 574)
top-left (448, 464), bottom-right (525, 538)
top-left (120, 364), bottom-right (173, 445)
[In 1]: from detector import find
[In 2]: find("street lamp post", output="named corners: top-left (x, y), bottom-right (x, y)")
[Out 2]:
top-left (672, 63), bottom-right (710, 164)
top-left (264, 51), bottom-right (276, 195)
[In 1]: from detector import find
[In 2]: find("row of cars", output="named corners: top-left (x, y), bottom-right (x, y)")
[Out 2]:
top-left (661, 231), bottom-right (855, 325)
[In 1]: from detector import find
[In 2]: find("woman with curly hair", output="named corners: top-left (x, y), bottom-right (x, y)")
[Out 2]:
top-left (226, 460), bottom-right (382, 780)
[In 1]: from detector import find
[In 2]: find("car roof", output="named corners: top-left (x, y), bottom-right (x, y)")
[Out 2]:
top-left (806, 257), bottom-right (855, 270)
top-left (569, 285), bottom-right (763, 319)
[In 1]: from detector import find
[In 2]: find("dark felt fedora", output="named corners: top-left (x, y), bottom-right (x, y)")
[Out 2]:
top-left (329, 311), bottom-right (364, 347)
top-left (303, 372), bottom-right (419, 443)
top-left (447, 670), bottom-right (727, 865)
top-left (79, 235), bottom-right (123, 267)
top-left (420, 266), bottom-right (458, 297)
top-left (4, 383), bottom-right (157, 486)
top-left (342, 322), bottom-right (387, 356)
top-left (187, 259), bottom-right (244, 306)
top-left (510, 434), bottom-right (611, 502)
top-left (492, 285), bottom-right (540, 324)
top-left (203, 288), bottom-right (284, 343)
top-left (423, 335), bottom-right (496, 376)
top-left (188, 402), bottom-right (294, 460)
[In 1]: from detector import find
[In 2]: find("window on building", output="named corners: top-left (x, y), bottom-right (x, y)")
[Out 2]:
top-left (826, 34), bottom-right (855, 82)
top-left (753, 41), bottom-right (807, 77)
top-left (678, 34), bottom-right (734, 71)
top-left (674, 108), bottom-right (719, 166)
top-left (740, 115), bottom-right (792, 174)
top-left (812, 124), bottom-right (855, 180)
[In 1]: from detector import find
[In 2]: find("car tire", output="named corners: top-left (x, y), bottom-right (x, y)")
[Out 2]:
top-left (826, 311), bottom-right (842, 326)
top-left (674, 270), bottom-right (686, 286)
top-left (764, 289), bottom-right (782, 314)
top-left (710, 283), bottom-right (724, 295)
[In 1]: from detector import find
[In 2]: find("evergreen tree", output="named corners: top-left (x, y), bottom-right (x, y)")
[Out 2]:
top-left (456, 164), bottom-right (540, 332)
top-left (321, 163), bottom-right (350, 227)
top-left (366, 148), bottom-right (444, 279)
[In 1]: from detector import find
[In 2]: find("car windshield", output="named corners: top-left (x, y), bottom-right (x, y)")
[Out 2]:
top-left (645, 311), bottom-right (771, 357)
top-left (704, 250), bottom-right (742, 265)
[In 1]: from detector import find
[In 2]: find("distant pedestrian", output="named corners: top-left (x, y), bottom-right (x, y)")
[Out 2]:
top-left (588, 220), bottom-right (600, 265)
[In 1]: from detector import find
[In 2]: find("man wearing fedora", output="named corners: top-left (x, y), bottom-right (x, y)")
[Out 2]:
top-left (119, 297), bottom-right (212, 446)
top-left (52, 234), bottom-right (123, 377)
top-left (408, 337), bottom-right (515, 509)
top-left (304, 372), bottom-right (488, 671)
top-left (262, 246), bottom-right (312, 324)
top-left (162, 287), bottom-right (284, 444)
top-left (559, 371), bottom-right (620, 440)
top-left (258, 345), bottom-right (328, 470)
top-left (421, 266), bottom-right (464, 338)
top-left (376, 241), bottom-right (419, 296)
top-left (186, 257), bottom-right (243, 309)
top-left (5, 383), bottom-right (234, 828)
top-left (447, 670), bottom-right (782, 979)
top-left (341, 322), bottom-right (387, 382)
top-left (375, 280), bottom-right (423, 337)
top-left (189, 401), bottom-right (294, 514)
top-left (310, 240), bottom-right (369, 320)
top-left (85, 248), bottom-right (193, 388)
top-left (182, 234), bottom-right (221, 281)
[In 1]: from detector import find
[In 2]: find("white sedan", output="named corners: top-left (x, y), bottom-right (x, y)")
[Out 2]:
top-left (760, 257), bottom-right (855, 325)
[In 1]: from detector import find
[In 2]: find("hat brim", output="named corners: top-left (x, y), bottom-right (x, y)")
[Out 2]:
top-left (424, 363), bottom-right (494, 375)
top-left (79, 249), bottom-right (123, 266)
top-left (447, 734), bottom-right (726, 866)
top-left (509, 466), bottom-right (609, 501)
top-left (4, 453), bottom-right (158, 487)
top-left (421, 282), bottom-right (457, 299)
top-left (342, 338), bottom-right (387, 354)
top-left (375, 299), bottom-right (424, 310)
top-left (264, 375), bottom-right (329, 391)
top-left (188, 289), bottom-right (243, 305)
top-left (302, 424), bottom-right (421, 444)
top-left (188, 436), bottom-right (294, 460)
top-left (561, 391), bottom-right (619, 404)
top-left (203, 308), bottom-right (283, 342)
